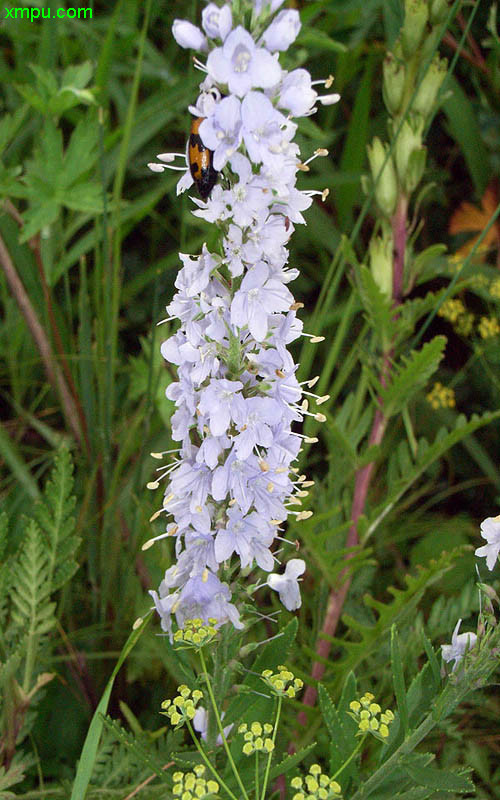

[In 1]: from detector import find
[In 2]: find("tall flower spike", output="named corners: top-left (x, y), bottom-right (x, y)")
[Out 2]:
top-left (148, 0), bottom-right (335, 635)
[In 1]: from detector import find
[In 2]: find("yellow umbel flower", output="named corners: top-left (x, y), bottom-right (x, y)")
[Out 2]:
top-left (160, 685), bottom-right (204, 728)
top-left (478, 316), bottom-right (500, 339)
top-left (260, 666), bottom-right (304, 698)
top-left (490, 277), bottom-right (500, 300)
top-left (291, 764), bottom-right (342, 800)
top-left (437, 298), bottom-right (466, 324)
top-left (237, 721), bottom-right (274, 755)
top-left (173, 618), bottom-right (218, 649)
top-left (172, 765), bottom-right (219, 799)
top-left (348, 693), bottom-right (395, 741)
top-left (426, 382), bottom-right (455, 410)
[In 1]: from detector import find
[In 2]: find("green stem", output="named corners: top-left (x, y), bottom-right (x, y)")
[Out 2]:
top-left (199, 649), bottom-right (250, 800)
top-left (255, 751), bottom-right (260, 799)
top-left (186, 720), bottom-right (239, 800)
top-left (260, 695), bottom-right (282, 800)
top-left (331, 735), bottom-right (366, 782)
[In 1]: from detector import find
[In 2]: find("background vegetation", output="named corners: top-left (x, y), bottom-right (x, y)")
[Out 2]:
top-left (1, 0), bottom-right (499, 797)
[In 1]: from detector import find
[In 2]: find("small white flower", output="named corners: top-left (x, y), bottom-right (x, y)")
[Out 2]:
top-left (475, 515), bottom-right (500, 571)
top-left (267, 558), bottom-right (305, 610)
top-left (441, 619), bottom-right (477, 672)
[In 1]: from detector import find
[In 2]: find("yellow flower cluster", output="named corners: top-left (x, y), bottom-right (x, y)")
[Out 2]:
top-left (173, 618), bottom-right (218, 648)
top-left (348, 693), bottom-right (394, 740)
top-left (172, 765), bottom-right (219, 799)
top-left (490, 277), bottom-right (500, 299)
top-left (426, 382), bottom-right (455, 410)
top-left (161, 685), bottom-right (203, 727)
top-left (238, 721), bottom-right (274, 755)
top-left (261, 666), bottom-right (304, 698)
top-left (437, 298), bottom-right (476, 337)
top-left (437, 298), bottom-right (466, 323)
top-left (290, 764), bottom-right (342, 800)
top-left (478, 316), bottom-right (500, 339)
top-left (454, 312), bottom-right (474, 337)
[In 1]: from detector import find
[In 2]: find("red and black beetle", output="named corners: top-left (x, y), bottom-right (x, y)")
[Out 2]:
top-left (188, 117), bottom-right (218, 201)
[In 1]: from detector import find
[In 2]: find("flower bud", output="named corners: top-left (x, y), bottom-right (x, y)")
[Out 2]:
top-left (369, 228), bottom-right (393, 298)
top-left (383, 53), bottom-right (406, 116)
top-left (367, 137), bottom-right (398, 217)
top-left (413, 55), bottom-right (447, 115)
top-left (401, 0), bottom-right (429, 58)
top-left (262, 9), bottom-right (301, 51)
top-left (202, 3), bottom-right (232, 41)
top-left (172, 19), bottom-right (208, 51)
top-left (395, 116), bottom-right (426, 192)
top-left (429, 0), bottom-right (449, 25)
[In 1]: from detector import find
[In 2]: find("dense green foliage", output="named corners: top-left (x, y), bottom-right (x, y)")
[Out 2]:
top-left (1, 0), bottom-right (500, 797)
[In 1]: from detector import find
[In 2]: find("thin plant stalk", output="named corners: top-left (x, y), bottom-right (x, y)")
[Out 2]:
top-left (199, 648), bottom-right (250, 800)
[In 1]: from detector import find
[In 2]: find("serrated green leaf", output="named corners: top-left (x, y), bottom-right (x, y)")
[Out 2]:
top-left (62, 182), bottom-right (104, 213)
top-left (403, 764), bottom-right (474, 793)
top-left (381, 337), bottom-right (446, 417)
top-left (358, 265), bottom-right (395, 349)
top-left (268, 741), bottom-right (317, 781)
top-left (35, 446), bottom-right (80, 593)
top-left (391, 626), bottom-right (409, 737)
top-left (99, 716), bottom-right (170, 784)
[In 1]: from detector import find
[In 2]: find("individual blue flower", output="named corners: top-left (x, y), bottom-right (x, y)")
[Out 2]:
top-left (214, 507), bottom-right (275, 570)
top-left (199, 96), bottom-right (243, 171)
top-left (206, 26), bottom-right (282, 97)
top-left (241, 92), bottom-right (289, 164)
top-left (230, 262), bottom-right (294, 341)
top-left (198, 378), bottom-right (245, 437)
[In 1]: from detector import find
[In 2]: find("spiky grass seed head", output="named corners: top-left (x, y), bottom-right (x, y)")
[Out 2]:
top-left (172, 765), bottom-right (219, 798)
top-left (161, 685), bottom-right (204, 728)
top-left (261, 666), bottom-right (304, 698)
top-left (291, 764), bottom-right (342, 799)
top-left (348, 693), bottom-right (394, 740)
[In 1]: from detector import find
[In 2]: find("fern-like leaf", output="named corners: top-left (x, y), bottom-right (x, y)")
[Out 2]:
top-left (34, 446), bottom-right (79, 592)
top-left (380, 337), bottom-right (446, 418)
top-left (10, 519), bottom-right (56, 693)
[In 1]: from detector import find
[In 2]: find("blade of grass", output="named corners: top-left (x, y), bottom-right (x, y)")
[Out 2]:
top-left (70, 613), bottom-right (152, 800)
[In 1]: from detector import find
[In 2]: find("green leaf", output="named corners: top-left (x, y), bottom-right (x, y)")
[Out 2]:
top-left (336, 58), bottom-right (374, 229)
top-left (297, 28), bottom-right (348, 53)
top-left (62, 182), bottom-right (104, 213)
top-left (0, 422), bottom-right (40, 500)
top-left (380, 337), bottom-right (446, 417)
top-left (390, 626), bottom-right (409, 737)
top-left (268, 741), bottom-right (317, 781)
top-left (70, 614), bottom-right (152, 800)
top-left (35, 446), bottom-right (80, 593)
top-left (358, 265), bottom-right (395, 349)
top-left (403, 764), bottom-right (474, 793)
top-left (11, 519), bottom-right (56, 639)
top-left (98, 715), bottom-right (170, 783)
top-left (318, 683), bottom-right (358, 778)
top-left (442, 76), bottom-right (489, 196)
